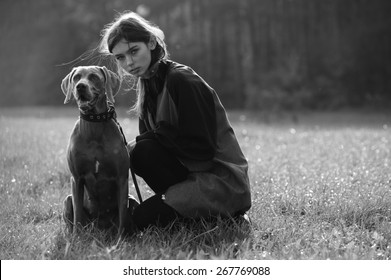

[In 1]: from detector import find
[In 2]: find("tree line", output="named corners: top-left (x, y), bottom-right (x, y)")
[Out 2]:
top-left (1, 0), bottom-right (390, 109)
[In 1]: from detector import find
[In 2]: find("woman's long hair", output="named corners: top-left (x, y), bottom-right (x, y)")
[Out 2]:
top-left (98, 11), bottom-right (169, 117)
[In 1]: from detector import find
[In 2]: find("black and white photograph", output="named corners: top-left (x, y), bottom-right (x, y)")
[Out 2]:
top-left (1, 0), bottom-right (390, 278)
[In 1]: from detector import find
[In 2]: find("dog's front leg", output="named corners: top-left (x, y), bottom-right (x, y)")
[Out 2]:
top-left (117, 177), bottom-right (129, 238)
top-left (71, 176), bottom-right (85, 234)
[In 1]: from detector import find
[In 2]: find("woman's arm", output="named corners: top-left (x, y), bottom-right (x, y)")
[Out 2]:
top-left (137, 66), bottom-right (217, 161)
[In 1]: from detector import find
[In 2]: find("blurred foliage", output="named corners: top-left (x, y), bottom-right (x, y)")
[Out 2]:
top-left (0, 0), bottom-right (390, 109)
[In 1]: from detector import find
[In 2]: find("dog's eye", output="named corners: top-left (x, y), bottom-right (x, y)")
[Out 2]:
top-left (88, 74), bottom-right (100, 82)
top-left (73, 74), bottom-right (81, 82)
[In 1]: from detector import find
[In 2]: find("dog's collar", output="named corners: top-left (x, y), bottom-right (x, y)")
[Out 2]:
top-left (79, 106), bottom-right (116, 122)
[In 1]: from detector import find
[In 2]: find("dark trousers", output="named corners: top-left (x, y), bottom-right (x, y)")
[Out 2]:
top-left (130, 139), bottom-right (189, 230)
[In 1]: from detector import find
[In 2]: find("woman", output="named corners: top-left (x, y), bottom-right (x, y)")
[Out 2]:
top-left (99, 11), bottom-right (251, 230)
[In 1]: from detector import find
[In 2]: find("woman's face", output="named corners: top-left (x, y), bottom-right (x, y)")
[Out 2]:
top-left (112, 39), bottom-right (155, 77)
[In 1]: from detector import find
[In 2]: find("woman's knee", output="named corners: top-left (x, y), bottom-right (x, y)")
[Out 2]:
top-left (130, 138), bottom-right (189, 192)
top-left (130, 139), bottom-right (159, 175)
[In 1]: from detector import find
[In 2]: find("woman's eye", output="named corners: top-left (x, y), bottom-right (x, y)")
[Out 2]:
top-left (129, 49), bottom-right (138, 55)
top-left (115, 56), bottom-right (124, 61)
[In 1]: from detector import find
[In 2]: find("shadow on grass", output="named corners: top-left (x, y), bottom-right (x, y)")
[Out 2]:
top-left (50, 215), bottom-right (253, 260)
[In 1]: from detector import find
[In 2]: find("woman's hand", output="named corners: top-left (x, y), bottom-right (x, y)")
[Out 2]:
top-left (126, 139), bottom-right (136, 155)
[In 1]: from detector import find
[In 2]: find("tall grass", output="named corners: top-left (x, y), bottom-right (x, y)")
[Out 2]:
top-left (0, 107), bottom-right (390, 259)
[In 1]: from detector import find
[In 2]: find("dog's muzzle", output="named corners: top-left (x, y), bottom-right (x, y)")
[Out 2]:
top-left (76, 83), bottom-right (89, 101)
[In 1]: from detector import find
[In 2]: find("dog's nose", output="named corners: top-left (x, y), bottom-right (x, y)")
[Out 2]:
top-left (76, 83), bottom-right (87, 92)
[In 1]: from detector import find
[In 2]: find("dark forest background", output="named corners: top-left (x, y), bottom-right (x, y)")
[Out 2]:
top-left (1, 0), bottom-right (390, 110)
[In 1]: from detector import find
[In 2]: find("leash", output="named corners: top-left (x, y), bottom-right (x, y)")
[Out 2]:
top-left (114, 116), bottom-right (143, 204)
top-left (130, 163), bottom-right (143, 203)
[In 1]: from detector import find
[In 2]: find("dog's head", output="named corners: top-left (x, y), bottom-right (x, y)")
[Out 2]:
top-left (61, 66), bottom-right (120, 111)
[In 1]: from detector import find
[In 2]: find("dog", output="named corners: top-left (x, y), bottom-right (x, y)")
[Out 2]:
top-left (61, 65), bottom-right (138, 238)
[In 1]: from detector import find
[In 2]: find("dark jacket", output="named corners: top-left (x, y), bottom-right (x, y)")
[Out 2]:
top-left (136, 60), bottom-right (251, 218)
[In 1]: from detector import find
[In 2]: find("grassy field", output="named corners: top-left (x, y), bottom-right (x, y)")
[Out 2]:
top-left (0, 107), bottom-right (390, 260)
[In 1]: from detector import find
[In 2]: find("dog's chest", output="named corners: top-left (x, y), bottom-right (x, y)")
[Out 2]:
top-left (71, 142), bottom-right (124, 175)
top-left (68, 121), bottom-right (128, 177)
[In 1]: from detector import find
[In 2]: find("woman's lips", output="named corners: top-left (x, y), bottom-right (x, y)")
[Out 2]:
top-left (129, 68), bottom-right (140, 75)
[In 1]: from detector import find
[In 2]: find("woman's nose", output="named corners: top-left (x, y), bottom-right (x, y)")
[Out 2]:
top-left (126, 55), bottom-right (134, 66)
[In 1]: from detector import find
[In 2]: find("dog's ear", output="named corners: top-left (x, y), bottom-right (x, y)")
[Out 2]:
top-left (61, 68), bottom-right (77, 104)
top-left (100, 66), bottom-right (121, 104)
